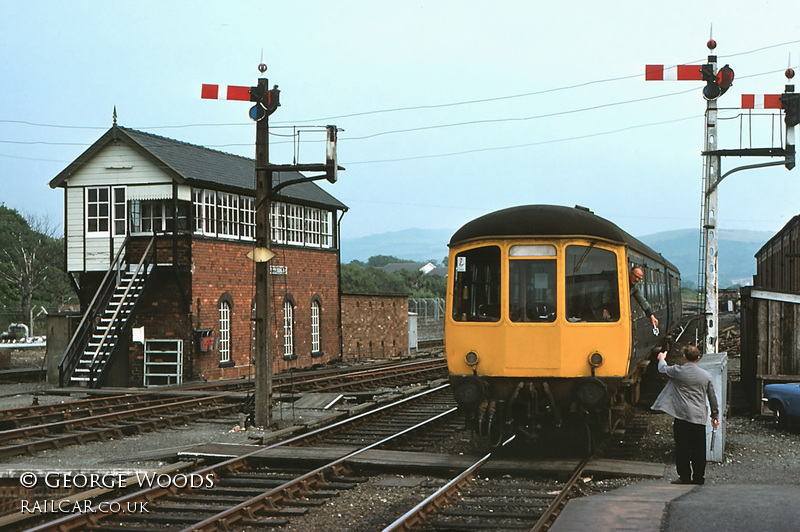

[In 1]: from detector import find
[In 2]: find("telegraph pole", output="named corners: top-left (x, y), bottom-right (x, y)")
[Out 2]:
top-left (202, 64), bottom-right (280, 428)
top-left (251, 67), bottom-right (281, 428)
top-left (202, 63), bottom-right (340, 429)
top-left (253, 75), bottom-right (273, 428)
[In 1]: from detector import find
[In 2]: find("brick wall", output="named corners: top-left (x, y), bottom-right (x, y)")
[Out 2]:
top-left (127, 268), bottom-right (192, 385)
top-left (77, 236), bottom-right (342, 386)
top-left (341, 293), bottom-right (408, 362)
top-left (190, 239), bottom-right (342, 381)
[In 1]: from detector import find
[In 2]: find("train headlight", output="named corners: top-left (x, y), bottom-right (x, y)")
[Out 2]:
top-left (465, 351), bottom-right (479, 366)
top-left (588, 352), bottom-right (604, 368)
top-left (575, 377), bottom-right (608, 411)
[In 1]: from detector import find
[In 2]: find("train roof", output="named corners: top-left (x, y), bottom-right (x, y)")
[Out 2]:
top-left (449, 205), bottom-right (677, 270)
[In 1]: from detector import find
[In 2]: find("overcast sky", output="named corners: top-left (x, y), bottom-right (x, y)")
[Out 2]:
top-left (2, 1), bottom-right (800, 240)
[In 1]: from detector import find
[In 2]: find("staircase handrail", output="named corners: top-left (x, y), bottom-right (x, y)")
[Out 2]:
top-left (86, 235), bottom-right (156, 386)
top-left (59, 235), bottom-right (131, 386)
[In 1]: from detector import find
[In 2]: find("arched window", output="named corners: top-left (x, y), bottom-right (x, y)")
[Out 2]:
top-left (218, 294), bottom-right (233, 365)
top-left (283, 298), bottom-right (295, 359)
top-left (311, 297), bottom-right (322, 355)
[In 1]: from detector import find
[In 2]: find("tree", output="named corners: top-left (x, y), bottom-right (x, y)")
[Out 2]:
top-left (341, 259), bottom-right (445, 298)
top-left (0, 206), bottom-right (75, 331)
top-left (366, 255), bottom-right (403, 268)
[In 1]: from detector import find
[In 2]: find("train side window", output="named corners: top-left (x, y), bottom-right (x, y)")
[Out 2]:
top-left (565, 245), bottom-right (620, 323)
top-left (452, 246), bottom-right (501, 322)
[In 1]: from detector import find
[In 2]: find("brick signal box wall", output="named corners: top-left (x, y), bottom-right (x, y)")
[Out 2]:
top-left (341, 293), bottom-right (408, 362)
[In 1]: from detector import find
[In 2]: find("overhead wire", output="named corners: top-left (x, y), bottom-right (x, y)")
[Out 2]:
top-left (346, 114), bottom-right (701, 165)
top-left (0, 38), bottom-right (798, 163)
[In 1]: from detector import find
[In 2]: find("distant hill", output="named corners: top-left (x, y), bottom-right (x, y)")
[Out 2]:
top-left (638, 228), bottom-right (771, 288)
top-left (341, 228), bottom-right (453, 265)
top-left (342, 227), bottom-right (773, 288)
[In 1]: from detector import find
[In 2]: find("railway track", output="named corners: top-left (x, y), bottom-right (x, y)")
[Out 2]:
top-left (1, 355), bottom-right (658, 530)
top-left (383, 437), bottom-right (593, 532)
top-left (0, 393), bottom-right (241, 460)
top-left (0, 392), bottom-right (210, 429)
top-left (271, 356), bottom-right (447, 395)
top-left (2, 387), bottom-right (661, 531)
top-left (0, 357), bottom-right (448, 460)
top-left (381, 398), bottom-right (661, 532)
top-left (13, 384), bottom-right (459, 531)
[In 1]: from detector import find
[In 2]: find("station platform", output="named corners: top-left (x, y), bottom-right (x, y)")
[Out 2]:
top-left (551, 480), bottom-right (800, 532)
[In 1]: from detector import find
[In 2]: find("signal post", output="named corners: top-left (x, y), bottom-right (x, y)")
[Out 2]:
top-left (203, 64), bottom-right (340, 428)
top-left (700, 41), bottom-right (722, 356)
top-left (647, 38), bottom-right (796, 354)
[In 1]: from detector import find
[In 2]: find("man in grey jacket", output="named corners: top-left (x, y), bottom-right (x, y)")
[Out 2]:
top-left (651, 345), bottom-right (720, 485)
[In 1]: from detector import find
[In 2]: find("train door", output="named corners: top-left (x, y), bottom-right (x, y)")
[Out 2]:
top-left (506, 244), bottom-right (560, 370)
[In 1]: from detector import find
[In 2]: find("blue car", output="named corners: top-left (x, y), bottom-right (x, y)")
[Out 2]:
top-left (763, 383), bottom-right (800, 428)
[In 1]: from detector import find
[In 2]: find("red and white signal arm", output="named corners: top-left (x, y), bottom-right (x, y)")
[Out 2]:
top-left (201, 84), bottom-right (252, 101)
top-left (741, 94), bottom-right (782, 109)
top-left (645, 65), bottom-right (703, 81)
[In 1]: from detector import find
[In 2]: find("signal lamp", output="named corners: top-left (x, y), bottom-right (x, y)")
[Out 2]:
top-left (588, 352), bottom-right (604, 368)
top-left (717, 65), bottom-right (734, 95)
top-left (465, 351), bottom-right (479, 366)
top-left (782, 92), bottom-right (800, 128)
top-left (701, 63), bottom-right (734, 101)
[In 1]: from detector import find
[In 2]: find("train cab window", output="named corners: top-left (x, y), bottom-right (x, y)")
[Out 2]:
top-left (565, 245), bottom-right (620, 322)
top-left (509, 244), bottom-right (557, 323)
top-left (452, 246), bottom-right (501, 322)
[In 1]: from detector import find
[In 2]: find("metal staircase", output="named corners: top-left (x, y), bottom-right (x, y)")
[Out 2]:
top-left (70, 269), bottom-right (148, 385)
top-left (59, 236), bottom-right (155, 388)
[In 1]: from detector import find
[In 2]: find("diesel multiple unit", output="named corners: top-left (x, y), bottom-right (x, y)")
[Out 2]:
top-left (446, 205), bottom-right (681, 450)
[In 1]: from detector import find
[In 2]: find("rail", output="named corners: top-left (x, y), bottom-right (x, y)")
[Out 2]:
top-left (382, 435), bottom-right (594, 532)
top-left (383, 448), bottom-right (496, 531)
top-left (531, 453), bottom-right (593, 531)
top-left (23, 384), bottom-right (456, 532)
top-left (0, 394), bottom-right (239, 459)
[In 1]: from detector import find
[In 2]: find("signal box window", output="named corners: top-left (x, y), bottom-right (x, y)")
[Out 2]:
top-left (86, 187), bottom-right (110, 234)
top-left (509, 244), bottom-right (557, 322)
top-left (565, 245), bottom-right (620, 322)
top-left (452, 246), bottom-right (501, 322)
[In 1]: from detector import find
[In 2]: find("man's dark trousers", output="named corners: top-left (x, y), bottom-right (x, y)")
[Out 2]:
top-left (674, 418), bottom-right (707, 484)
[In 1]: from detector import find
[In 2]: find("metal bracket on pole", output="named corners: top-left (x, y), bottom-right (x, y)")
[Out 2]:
top-left (705, 160), bottom-right (788, 195)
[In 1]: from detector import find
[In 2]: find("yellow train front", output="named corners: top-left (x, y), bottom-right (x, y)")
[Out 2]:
top-left (446, 205), bottom-right (681, 449)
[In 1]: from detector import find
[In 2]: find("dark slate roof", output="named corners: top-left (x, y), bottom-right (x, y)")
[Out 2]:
top-left (449, 204), bottom-right (676, 270)
top-left (50, 126), bottom-right (347, 211)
